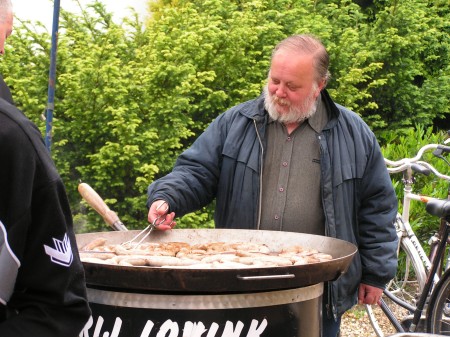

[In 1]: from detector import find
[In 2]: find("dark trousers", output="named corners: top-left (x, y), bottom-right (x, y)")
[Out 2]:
top-left (322, 292), bottom-right (341, 337)
top-left (322, 312), bottom-right (341, 337)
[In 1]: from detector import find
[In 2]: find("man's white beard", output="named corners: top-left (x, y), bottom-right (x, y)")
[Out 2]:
top-left (263, 84), bottom-right (319, 124)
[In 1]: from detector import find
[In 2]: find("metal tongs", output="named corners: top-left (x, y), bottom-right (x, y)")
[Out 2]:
top-left (121, 201), bottom-right (170, 248)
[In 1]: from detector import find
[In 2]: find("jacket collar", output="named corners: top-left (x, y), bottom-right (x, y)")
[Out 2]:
top-left (320, 89), bottom-right (340, 130)
top-left (239, 94), bottom-right (267, 122)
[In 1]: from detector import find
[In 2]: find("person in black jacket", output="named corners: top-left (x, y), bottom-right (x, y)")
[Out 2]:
top-left (0, 0), bottom-right (14, 104)
top-left (147, 34), bottom-right (398, 337)
top-left (0, 98), bottom-right (91, 337)
top-left (0, 1), bottom-right (91, 336)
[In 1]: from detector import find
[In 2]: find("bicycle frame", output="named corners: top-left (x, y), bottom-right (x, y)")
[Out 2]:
top-left (380, 219), bottom-right (450, 332)
top-left (411, 220), bottom-right (450, 331)
top-left (397, 168), bottom-right (435, 277)
top-left (386, 145), bottom-right (450, 279)
top-left (367, 143), bottom-right (450, 336)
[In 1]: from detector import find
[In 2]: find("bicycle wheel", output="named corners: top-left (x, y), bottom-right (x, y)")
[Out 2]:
top-left (388, 234), bottom-right (428, 300)
top-left (427, 268), bottom-right (450, 334)
top-left (366, 220), bottom-right (428, 336)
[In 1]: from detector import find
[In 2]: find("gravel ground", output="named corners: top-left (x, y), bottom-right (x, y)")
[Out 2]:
top-left (340, 304), bottom-right (398, 337)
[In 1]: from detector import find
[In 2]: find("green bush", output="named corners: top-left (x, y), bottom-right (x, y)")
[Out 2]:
top-left (1, 0), bottom-right (448, 232)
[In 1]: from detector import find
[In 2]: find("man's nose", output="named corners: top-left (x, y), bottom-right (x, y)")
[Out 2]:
top-left (275, 84), bottom-right (287, 97)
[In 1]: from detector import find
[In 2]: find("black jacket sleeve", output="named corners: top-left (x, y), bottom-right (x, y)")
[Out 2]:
top-left (0, 100), bottom-right (91, 337)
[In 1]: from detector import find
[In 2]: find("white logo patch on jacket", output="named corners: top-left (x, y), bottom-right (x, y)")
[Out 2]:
top-left (0, 220), bottom-right (21, 304)
top-left (44, 233), bottom-right (73, 267)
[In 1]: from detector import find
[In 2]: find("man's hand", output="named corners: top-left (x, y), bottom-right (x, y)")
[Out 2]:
top-left (147, 200), bottom-right (176, 230)
top-left (358, 283), bottom-right (383, 305)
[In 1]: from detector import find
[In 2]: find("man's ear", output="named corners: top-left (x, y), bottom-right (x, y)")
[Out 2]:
top-left (318, 79), bottom-right (326, 92)
top-left (314, 80), bottom-right (326, 98)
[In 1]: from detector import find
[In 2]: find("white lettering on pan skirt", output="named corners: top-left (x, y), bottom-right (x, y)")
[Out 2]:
top-left (79, 316), bottom-right (268, 337)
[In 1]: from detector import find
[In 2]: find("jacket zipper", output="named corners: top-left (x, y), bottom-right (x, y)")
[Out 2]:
top-left (253, 119), bottom-right (264, 230)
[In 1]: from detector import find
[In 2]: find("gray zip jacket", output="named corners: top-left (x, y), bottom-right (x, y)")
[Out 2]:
top-left (148, 89), bottom-right (398, 317)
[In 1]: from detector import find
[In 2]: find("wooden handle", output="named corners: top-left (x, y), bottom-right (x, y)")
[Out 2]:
top-left (78, 182), bottom-right (122, 229)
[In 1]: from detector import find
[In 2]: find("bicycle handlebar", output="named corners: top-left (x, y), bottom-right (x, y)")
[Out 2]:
top-left (385, 144), bottom-right (450, 167)
top-left (416, 161), bottom-right (450, 180)
top-left (385, 144), bottom-right (450, 180)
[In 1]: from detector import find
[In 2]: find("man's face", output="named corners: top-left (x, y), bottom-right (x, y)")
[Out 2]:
top-left (0, 11), bottom-right (13, 54)
top-left (265, 50), bottom-right (324, 124)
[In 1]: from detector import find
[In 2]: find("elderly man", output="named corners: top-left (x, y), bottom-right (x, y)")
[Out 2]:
top-left (147, 34), bottom-right (398, 336)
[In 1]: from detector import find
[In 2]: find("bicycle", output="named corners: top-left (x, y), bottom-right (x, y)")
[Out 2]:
top-left (365, 143), bottom-right (450, 336)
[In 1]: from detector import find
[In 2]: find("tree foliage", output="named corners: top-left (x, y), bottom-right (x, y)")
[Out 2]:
top-left (0, 0), bottom-right (448, 232)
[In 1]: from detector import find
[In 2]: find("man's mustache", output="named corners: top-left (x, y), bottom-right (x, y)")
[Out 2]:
top-left (271, 96), bottom-right (290, 106)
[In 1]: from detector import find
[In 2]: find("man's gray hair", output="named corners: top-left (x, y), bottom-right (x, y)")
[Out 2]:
top-left (272, 34), bottom-right (331, 86)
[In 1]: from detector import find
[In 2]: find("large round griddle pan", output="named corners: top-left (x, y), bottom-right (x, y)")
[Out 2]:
top-left (76, 228), bottom-right (357, 294)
